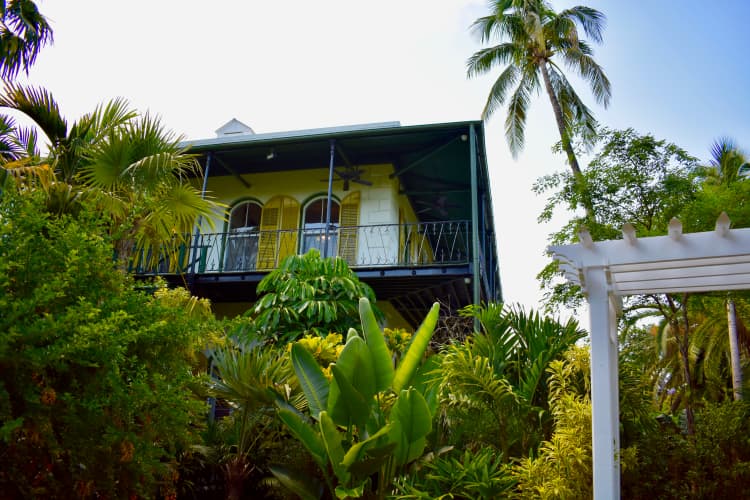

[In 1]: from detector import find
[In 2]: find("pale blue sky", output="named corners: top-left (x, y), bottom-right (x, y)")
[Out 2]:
top-left (16, 0), bottom-right (750, 321)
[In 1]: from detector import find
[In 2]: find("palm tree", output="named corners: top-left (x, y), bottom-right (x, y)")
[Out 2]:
top-left (0, 83), bottom-right (220, 270)
top-left (209, 343), bottom-right (297, 500)
top-left (698, 139), bottom-right (750, 400)
top-left (0, 0), bottom-right (53, 79)
top-left (467, 0), bottom-right (611, 218)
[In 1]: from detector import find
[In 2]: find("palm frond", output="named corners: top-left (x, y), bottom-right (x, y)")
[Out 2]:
top-left (0, 157), bottom-right (53, 189)
top-left (480, 64), bottom-right (520, 119)
top-left (559, 6), bottom-right (606, 44)
top-left (0, 82), bottom-right (66, 143)
top-left (504, 73), bottom-right (536, 156)
top-left (70, 97), bottom-right (135, 145)
top-left (561, 47), bottom-right (611, 107)
top-left (466, 42), bottom-right (519, 78)
top-left (469, 0), bottom-right (517, 42)
top-left (0, 114), bottom-right (23, 161)
top-left (0, 0), bottom-right (53, 79)
top-left (15, 126), bottom-right (39, 158)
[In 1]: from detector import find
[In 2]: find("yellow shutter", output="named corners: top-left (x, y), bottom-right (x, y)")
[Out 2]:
top-left (338, 191), bottom-right (360, 265)
top-left (278, 196), bottom-right (300, 264)
top-left (256, 197), bottom-right (281, 270)
top-left (257, 196), bottom-right (300, 269)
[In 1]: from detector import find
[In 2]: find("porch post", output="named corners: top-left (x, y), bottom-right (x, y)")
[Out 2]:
top-left (469, 125), bottom-right (480, 313)
top-left (190, 152), bottom-right (212, 276)
top-left (324, 140), bottom-right (335, 258)
top-left (585, 266), bottom-right (620, 500)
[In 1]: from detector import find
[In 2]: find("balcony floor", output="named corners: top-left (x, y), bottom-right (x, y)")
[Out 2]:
top-left (157, 264), bottom-right (481, 328)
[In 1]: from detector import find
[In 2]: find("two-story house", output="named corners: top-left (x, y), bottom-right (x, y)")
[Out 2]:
top-left (149, 119), bottom-right (501, 328)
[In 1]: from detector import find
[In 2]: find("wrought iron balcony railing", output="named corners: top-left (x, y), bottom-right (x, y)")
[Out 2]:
top-left (139, 220), bottom-right (472, 274)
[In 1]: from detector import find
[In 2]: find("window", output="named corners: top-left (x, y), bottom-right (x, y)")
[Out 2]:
top-left (302, 198), bottom-right (340, 257)
top-left (224, 201), bottom-right (262, 271)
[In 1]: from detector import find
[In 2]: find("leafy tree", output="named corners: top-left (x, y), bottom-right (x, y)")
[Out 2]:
top-left (0, 83), bottom-right (220, 269)
top-left (467, 0), bottom-right (610, 217)
top-left (535, 128), bottom-right (703, 431)
top-left (252, 249), bottom-right (381, 343)
top-left (0, 188), bottom-right (220, 498)
top-left (536, 128), bottom-right (699, 311)
top-left (0, 0), bottom-right (52, 79)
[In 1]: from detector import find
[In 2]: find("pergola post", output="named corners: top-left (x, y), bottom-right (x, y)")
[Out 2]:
top-left (550, 217), bottom-right (750, 500)
top-left (586, 267), bottom-right (620, 500)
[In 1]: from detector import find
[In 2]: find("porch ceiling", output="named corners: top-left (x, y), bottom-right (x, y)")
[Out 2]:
top-left (182, 121), bottom-right (490, 223)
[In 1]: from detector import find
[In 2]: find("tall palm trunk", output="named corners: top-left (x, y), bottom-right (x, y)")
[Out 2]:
top-left (727, 299), bottom-right (743, 400)
top-left (539, 62), bottom-right (596, 221)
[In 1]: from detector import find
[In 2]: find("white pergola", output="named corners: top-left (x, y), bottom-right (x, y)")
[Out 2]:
top-left (548, 214), bottom-right (750, 500)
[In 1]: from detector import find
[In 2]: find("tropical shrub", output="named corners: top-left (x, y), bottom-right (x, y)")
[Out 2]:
top-left (0, 189), bottom-right (219, 498)
top-left (392, 447), bottom-right (516, 499)
top-left (205, 338), bottom-right (303, 500)
top-left (437, 304), bottom-right (585, 456)
top-left (271, 298), bottom-right (440, 499)
top-left (253, 249), bottom-right (382, 343)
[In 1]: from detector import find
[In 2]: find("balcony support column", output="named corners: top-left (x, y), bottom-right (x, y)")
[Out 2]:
top-left (324, 139), bottom-right (336, 258)
top-left (470, 125), bottom-right (480, 328)
top-left (190, 152), bottom-right (212, 277)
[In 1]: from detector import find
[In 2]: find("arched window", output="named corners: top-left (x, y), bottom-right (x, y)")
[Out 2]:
top-left (302, 197), bottom-right (340, 257)
top-left (225, 200), bottom-right (262, 271)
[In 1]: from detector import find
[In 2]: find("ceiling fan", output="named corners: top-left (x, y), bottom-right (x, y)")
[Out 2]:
top-left (321, 166), bottom-right (372, 191)
top-left (416, 195), bottom-right (460, 217)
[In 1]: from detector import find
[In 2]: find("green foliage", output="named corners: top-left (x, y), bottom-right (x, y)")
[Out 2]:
top-left (253, 249), bottom-right (381, 343)
top-left (207, 340), bottom-right (303, 499)
top-left (535, 128), bottom-right (699, 311)
top-left (0, 83), bottom-right (221, 271)
top-left (437, 304), bottom-right (584, 456)
top-left (0, 0), bottom-right (53, 80)
top-left (0, 189), bottom-right (217, 498)
top-left (273, 298), bottom-right (440, 500)
top-left (622, 400), bottom-right (750, 498)
top-left (392, 447), bottom-right (516, 499)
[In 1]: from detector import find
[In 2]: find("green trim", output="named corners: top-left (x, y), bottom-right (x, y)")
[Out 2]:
top-left (300, 192), bottom-right (341, 209)
top-left (470, 124), bottom-right (480, 331)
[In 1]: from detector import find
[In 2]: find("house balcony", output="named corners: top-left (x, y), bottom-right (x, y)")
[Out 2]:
top-left (137, 219), bottom-right (499, 326)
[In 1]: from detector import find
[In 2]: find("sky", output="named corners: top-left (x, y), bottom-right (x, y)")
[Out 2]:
top-left (14, 0), bottom-right (750, 324)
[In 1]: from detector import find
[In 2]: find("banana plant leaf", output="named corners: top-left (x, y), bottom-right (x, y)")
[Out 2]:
top-left (342, 423), bottom-right (393, 470)
top-left (388, 388), bottom-right (432, 465)
top-left (328, 335), bottom-right (375, 428)
top-left (291, 342), bottom-right (329, 419)
top-left (268, 464), bottom-right (324, 500)
top-left (392, 302), bottom-right (440, 393)
top-left (329, 364), bottom-right (369, 430)
top-left (319, 411), bottom-right (350, 484)
top-left (359, 297), bottom-right (394, 392)
top-left (277, 408), bottom-right (327, 471)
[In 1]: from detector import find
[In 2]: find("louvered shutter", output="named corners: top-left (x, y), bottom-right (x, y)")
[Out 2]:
top-left (278, 197), bottom-right (300, 264)
top-left (256, 197), bottom-right (281, 270)
top-left (338, 191), bottom-right (360, 265)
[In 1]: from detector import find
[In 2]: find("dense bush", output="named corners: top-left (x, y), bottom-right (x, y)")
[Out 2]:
top-left (0, 189), bottom-right (219, 498)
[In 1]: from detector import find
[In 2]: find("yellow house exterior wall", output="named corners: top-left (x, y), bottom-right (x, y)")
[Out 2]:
top-left (197, 163), bottom-right (416, 267)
